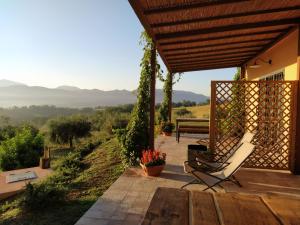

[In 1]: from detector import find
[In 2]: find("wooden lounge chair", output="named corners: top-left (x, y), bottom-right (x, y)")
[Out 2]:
top-left (182, 142), bottom-right (255, 191)
top-left (184, 132), bottom-right (255, 172)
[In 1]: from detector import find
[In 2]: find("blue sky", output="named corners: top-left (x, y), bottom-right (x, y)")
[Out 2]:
top-left (0, 0), bottom-right (236, 96)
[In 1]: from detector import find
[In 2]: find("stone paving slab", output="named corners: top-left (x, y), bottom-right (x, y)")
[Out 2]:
top-left (75, 135), bottom-right (208, 225)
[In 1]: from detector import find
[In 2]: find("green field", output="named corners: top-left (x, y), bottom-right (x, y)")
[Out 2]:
top-left (171, 104), bottom-right (210, 126)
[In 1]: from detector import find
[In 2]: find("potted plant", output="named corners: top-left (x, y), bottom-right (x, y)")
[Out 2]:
top-left (140, 150), bottom-right (166, 177)
top-left (160, 121), bottom-right (174, 136)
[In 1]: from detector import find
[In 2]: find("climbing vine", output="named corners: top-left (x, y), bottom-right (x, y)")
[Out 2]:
top-left (121, 31), bottom-right (161, 165)
top-left (158, 72), bottom-right (182, 123)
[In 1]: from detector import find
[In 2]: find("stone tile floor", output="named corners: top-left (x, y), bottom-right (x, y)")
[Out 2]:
top-left (75, 135), bottom-right (300, 225)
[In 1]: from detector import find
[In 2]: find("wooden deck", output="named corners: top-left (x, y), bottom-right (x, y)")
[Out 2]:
top-left (142, 187), bottom-right (300, 225)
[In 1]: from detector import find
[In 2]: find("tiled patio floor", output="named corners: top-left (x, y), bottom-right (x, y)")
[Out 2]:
top-left (75, 135), bottom-right (300, 225)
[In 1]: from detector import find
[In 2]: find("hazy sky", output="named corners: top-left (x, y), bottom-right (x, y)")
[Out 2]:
top-left (0, 0), bottom-right (236, 96)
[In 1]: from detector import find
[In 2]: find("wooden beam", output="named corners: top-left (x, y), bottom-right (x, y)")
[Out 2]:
top-left (173, 62), bottom-right (243, 72)
top-left (240, 66), bottom-right (246, 80)
top-left (167, 49), bottom-right (259, 61)
top-left (168, 52), bottom-right (256, 64)
top-left (162, 38), bottom-right (274, 52)
top-left (168, 72), bottom-right (173, 122)
top-left (210, 81), bottom-right (217, 152)
top-left (156, 18), bottom-right (300, 40)
top-left (172, 62), bottom-right (246, 71)
top-left (173, 65), bottom-right (237, 73)
top-left (160, 28), bottom-right (288, 46)
top-left (144, 0), bottom-right (248, 15)
top-left (165, 45), bottom-right (265, 57)
top-left (293, 26), bottom-right (300, 174)
top-left (169, 55), bottom-right (253, 66)
top-left (149, 44), bottom-right (156, 150)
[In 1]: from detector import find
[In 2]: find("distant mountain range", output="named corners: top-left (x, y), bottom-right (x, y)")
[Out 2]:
top-left (0, 79), bottom-right (209, 108)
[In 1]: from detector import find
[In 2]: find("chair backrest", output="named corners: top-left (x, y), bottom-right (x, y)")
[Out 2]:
top-left (222, 142), bottom-right (255, 178)
top-left (226, 132), bottom-right (255, 163)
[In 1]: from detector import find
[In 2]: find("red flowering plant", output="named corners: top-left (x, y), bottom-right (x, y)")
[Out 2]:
top-left (140, 150), bottom-right (166, 167)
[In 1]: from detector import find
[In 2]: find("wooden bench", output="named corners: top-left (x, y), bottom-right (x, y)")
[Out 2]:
top-left (177, 125), bottom-right (209, 142)
top-left (142, 187), bottom-right (300, 225)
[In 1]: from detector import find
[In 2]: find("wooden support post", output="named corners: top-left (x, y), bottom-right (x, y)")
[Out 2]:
top-left (240, 65), bottom-right (246, 80)
top-left (209, 81), bottom-right (216, 152)
top-left (293, 26), bottom-right (300, 174)
top-left (168, 73), bottom-right (173, 122)
top-left (149, 44), bottom-right (156, 150)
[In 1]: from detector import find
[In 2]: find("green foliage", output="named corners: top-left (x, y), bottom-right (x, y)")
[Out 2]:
top-left (0, 105), bottom-right (94, 127)
top-left (158, 72), bottom-right (172, 123)
top-left (233, 67), bottom-right (241, 81)
top-left (0, 125), bottom-right (44, 171)
top-left (22, 181), bottom-right (65, 211)
top-left (48, 115), bottom-right (91, 148)
top-left (121, 32), bottom-right (156, 165)
top-left (175, 107), bottom-right (192, 116)
top-left (158, 72), bottom-right (182, 123)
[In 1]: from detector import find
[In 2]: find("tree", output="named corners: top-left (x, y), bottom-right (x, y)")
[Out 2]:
top-left (121, 31), bottom-right (161, 165)
top-left (48, 116), bottom-right (91, 148)
top-left (0, 125), bottom-right (44, 171)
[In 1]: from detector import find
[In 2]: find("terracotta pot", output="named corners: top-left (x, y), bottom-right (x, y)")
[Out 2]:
top-left (140, 163), bottom-right (165, 177)
top-left (162, 131), bottom-right (172, 136)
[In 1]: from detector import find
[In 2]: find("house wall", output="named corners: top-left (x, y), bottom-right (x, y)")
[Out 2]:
top-left (246, 29), bottom-right (299, 81)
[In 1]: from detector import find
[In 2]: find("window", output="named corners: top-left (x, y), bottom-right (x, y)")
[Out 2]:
top-left (259, 71), bottom-right (284, 81)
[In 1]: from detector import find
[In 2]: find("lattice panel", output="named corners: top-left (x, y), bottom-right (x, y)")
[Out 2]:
top-left (210, 81), bottom-right (297, 170)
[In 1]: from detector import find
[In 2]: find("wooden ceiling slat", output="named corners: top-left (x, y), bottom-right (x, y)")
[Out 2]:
top-left (151, 6), bottom-right (300, 28)
top-left (155, 18), bottom-right (300, 40)
top-left (170, 56), bottom-right (252, 66)
top-left (174, 60), bottom-right (244, 69)
top-left (168, 53), bottom-right (257, 64)
top-left (166, 49), bottom-right (259, 61)
top-left (129, 1), bottom-right (300, 72)
top-left (174, 65), bottom-right (238, 73)
top-left (159, 28), bottom-right (288, 46)
top-left (143, 0), bottom-right (248, 15)
top-left (165, 45), bottom-right (265, 57)
top-left (162, 38), bottom-right (274, 52)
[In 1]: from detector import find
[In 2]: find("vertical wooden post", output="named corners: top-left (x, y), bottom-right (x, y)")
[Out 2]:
top-left (168, 73), bottom-right (173, 122)
top-left (240, 65), bottom-right (246, 80)
top-left (293, 26), bottom-right (300, 174)
top-left (149, 43), bottom-right (156, 150)
top-left (209, 81), bottom-right (217, 152)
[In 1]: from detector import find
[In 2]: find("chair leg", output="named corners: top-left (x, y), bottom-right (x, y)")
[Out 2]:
top-left (181, 179), bottom-right (199, 189)
top-left (202, 185), bottom-right (217, 192)
top-left (231, 175), bottom-right (242, 187)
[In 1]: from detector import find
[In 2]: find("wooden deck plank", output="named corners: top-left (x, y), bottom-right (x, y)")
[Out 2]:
top-left (191, 191), bottom-right (220, 225)
top-left (142, 187), bottom-right (189, 225)
top-left (262, 194), bottom-right (300, 225)
top-left (215, 193), bottom-right (281, 225)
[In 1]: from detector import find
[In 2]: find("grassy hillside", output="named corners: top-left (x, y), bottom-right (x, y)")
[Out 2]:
top-left (0, 138), bottom-right (124, 225)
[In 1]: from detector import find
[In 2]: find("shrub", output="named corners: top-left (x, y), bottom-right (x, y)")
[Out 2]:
top-left (0, 125), bottom-right (44, 171)
top-left (22, 181), bottom-right (65, 211)
top-left (175, 107), bottom-right (192, 117)
top-left (54, 152), bottom-right (84, 183)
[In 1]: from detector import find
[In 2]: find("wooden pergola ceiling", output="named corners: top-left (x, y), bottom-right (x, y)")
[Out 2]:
top-left (129, 0), bottom-right (300, 73)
